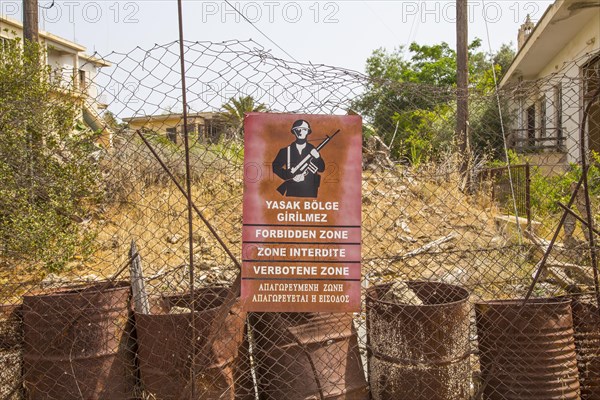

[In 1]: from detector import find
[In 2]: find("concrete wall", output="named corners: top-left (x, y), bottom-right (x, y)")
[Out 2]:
top-left (505, 8), bottom-right (600, 166)
top-left (1, 17), bottom-right (104, 114)
top-left (540, 14), bottom-right (599, 163)
top-left (523, 14), bottom-right (599, 164)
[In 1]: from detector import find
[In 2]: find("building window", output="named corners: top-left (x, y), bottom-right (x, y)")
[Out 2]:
top-left (527, 104), bottom-right (536, 149)
top-left (539, 96), bottom-right (546, 139)
top-left (583, 55), bottom-right (600, 101)
top-left (185, 124), bottom-right (196, 134)
top-left (583, 55), bottom-right (600, 155)
top-left (0, 37), bottom-right (10, 51)
top-left (79, 70), bottom-right (87, 88)
top-left (204, 120), bottom-right (224, 143)
top-left (197, 124), bottom-right (205, 142)
top-left (166, 127), bottom-right (177, 144)
top-left (554, 84), bottom-right (563, 143)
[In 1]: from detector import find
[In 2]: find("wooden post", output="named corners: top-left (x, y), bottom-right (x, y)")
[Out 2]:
top-left (23, 0), bottom-right (39, 43)
top-left (129, 240), bottom-right (150, 314)
top-left (456, 0), bottom-right (469, 181)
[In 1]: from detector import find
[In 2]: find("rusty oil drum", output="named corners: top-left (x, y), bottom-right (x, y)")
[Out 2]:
top-left (22, 281), bottom-right (136, 400)
top-left (475, 298), bottom-right (580, 399)
top-left (366, 281), bottom-right (471, 400)
top-left (250, 312), bottom-right (368, 400)
top-left (1, 304), bottom-right (23, 400)
top-left (571, 295), bottom-right (600, 400)
top-left (135, 287), bottom-right (251, 400)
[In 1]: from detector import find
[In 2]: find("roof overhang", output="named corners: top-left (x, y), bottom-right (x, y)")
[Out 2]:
top-left (1, 15), bottom-right (111, 68)
top-left (500, 0), bottom-right (600, 86)
top-left (79, 53), bottom-right (112, 68)
top-left (0, 15), bottom-right (86, 52)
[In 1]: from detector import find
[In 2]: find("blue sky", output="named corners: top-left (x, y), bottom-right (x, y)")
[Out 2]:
top-left (2, 1), bottom-right (553, 72)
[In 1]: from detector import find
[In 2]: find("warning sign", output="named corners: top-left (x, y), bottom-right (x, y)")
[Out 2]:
top-left (242, 113), bottom-right (362, 312)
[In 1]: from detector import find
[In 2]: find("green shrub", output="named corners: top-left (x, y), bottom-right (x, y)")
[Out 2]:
top-left (0, 39), bottom-right (101, 272)
top-left (488, 150), bottom-right (600, 218)
top-left (530, 154), bottom-right (600, 217)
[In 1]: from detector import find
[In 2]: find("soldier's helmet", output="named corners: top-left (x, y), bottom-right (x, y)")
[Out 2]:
top-left (291, 120), bottom-right (312, 135)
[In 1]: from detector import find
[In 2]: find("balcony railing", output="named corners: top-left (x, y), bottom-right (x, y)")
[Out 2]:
top-left (507, 127), bottom-right (566, 153)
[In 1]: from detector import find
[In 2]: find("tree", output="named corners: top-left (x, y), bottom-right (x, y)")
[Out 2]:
top-left (0, 39), bottom-right (101, 272)
top-left (354, 40), bottom-right (516, 163)
top-left (219, 95), bottom-right (267, 138)
top-left (470, 43), bottom-right (517, 159)
top-left (493, 43), bottom-right (516, 79)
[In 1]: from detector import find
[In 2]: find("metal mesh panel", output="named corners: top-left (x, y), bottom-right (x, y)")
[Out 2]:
top-left (2, 36), bottom-right (600, 399)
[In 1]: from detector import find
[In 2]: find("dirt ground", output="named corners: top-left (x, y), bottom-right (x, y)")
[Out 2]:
top-left (75, 163), bottom-right (536, 301)
top-left (1, 155), bottom-right (573, 304)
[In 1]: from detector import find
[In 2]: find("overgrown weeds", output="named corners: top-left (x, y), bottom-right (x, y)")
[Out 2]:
top-left (0, 39), bottom-right (101, 272)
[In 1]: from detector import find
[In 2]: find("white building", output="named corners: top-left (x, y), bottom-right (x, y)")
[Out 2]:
top-left (500, 0), bottom-right (600, 168)
top-left (0, 15), bottom-right (112, 146)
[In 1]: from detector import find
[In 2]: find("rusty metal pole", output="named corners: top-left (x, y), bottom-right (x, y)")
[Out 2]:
top-left (580, 87), bottom-right (600, 309)
top-left (523, 174), bottom-right (585, 303)
top-left (135, 130), bottom-right (241, 270)
top-left (23, 0), bottom-right (39, 43)
top-left (456, 0), bottom-right (469, 185)
top-left (175, 1), bottom-right (197, 397)
top-left (557, 202), bottom-right (600, 237)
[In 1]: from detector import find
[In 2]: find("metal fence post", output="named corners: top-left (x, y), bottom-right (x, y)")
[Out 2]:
top-left (526, 162), bottom-right (531, 231)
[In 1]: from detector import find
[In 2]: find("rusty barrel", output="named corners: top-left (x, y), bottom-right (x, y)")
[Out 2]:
top-left (135, 287), bottom-right (251, 400)
top-left (22, 281), bottom-right (136, 400)
top-left (1, 304), bottom-right (23, 400)
top-left (475, 298), bottom-right (580, 399)
top-left (571, 295), bottom-right (600, 400)
top-left (250, 312), bottom-right (368, 400)
top-left (366, 281), bottom-right (471, 400)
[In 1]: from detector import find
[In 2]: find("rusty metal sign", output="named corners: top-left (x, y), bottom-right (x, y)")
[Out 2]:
top-left (242, 113), bottom-right (362, 312)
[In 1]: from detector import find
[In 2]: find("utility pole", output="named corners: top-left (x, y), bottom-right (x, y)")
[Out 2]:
top-left (23, 0), bottom-right (39, 43)
top-left (456, 0), bottom-right (469, 183)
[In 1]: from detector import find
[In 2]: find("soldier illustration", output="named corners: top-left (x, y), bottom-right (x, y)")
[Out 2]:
top-left (272, 120), bottom-right (337, 198)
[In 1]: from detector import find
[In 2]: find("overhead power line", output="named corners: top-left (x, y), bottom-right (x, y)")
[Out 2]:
top-left (223, 0), bottom-right (300, 63)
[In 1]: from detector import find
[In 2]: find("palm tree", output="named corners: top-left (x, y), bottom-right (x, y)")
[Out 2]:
top-left (219, 96), bottom-right (267, 138)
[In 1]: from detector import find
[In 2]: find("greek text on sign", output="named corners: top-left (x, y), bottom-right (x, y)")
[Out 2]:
top-left (242, 113), bottom-right (362, 312)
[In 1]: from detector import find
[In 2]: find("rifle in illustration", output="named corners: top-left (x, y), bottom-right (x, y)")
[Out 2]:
top-left (276, 129), bottom-right (340, 195)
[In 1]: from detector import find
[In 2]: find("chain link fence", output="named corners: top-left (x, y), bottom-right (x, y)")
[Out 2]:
top-left (1, 37), bottom-right (600, 399)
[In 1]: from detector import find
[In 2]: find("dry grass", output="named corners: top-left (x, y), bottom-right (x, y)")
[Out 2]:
top-left (2, 137), bottom-right (573, 303)
top-left (80, 150), bottom-right (532, 302)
